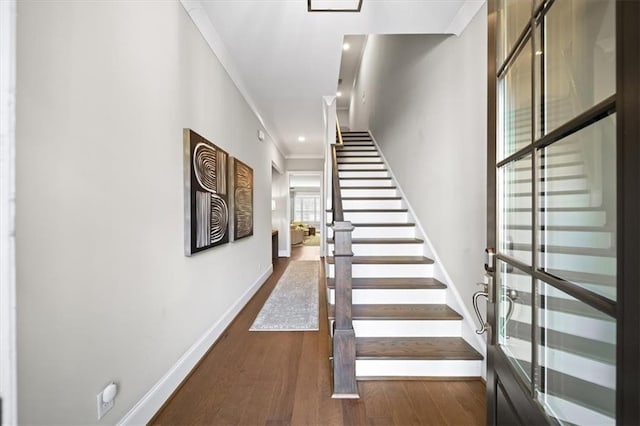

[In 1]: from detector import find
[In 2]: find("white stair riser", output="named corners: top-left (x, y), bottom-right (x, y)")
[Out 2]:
top-left (328, 242), bottom-right (423, 256)
top-left (341, 179), bottom-right (394, 187)
top-left (511, 193), bottom-right (592, 209)
top-left (338, 163), bottom-right (386, 170)
top-left (512, 163), bottom-right (584, 180)
top-left (327, 263), bottom-right (434, 278)
top-left (340, 212), bottom-right (409, 223)
top-left (512, 177), bottom-right (588, 192)
top-left (505, 229), bottom-right (612, 249)
top-left (543, 394), bottom-right (614, 426)
top-left (351, 320), bottom-right (461, 337)
top-left (327, 226), bottom-right (416, 239)
top-left (339, 170), bottom-right (389, 178)
top-left (508, 210), bottom-right (606, 227)
top-left (342, 199), bottom-right (403, 209)
top-left (338, 157), bottom-right (382, 164)
top-left (337, 151), bottom-right (380, 157)
top-left (327, 288), bottom-right (445, 304)
top-left (542, 151), bottom-right (582, 164)
top-left (356, 360), bottom-right (482, 378)
top-left (340, 188), bottom-right (398, 197)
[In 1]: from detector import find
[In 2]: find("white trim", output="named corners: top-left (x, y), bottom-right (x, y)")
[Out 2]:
top-left (278, 249), bottom-right (289, 257)
top-left (284, 154), bottom-right (324, 160)
top-left (368, 132), bottom-right (487, 377)
top-left (0, 0), bottom-right (18, 423)
top-left (117, 266), bottom-right (273, 425)
top-left (445, 0), bottom-right (486, 36)
top-left (179, 0), bottom-right (287, 160)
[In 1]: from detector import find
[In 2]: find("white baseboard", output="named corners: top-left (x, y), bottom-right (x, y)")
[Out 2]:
top-left (278, 249), bottom-right (289, 257)
top-left (117, 265), bottom-right (274, 425)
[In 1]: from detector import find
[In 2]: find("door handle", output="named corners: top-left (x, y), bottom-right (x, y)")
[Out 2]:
top-left (472, 287), bottom-right (489, 334)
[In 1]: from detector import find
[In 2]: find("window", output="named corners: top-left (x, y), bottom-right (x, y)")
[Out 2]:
top-left (293, 193), bottom-right (321, 224)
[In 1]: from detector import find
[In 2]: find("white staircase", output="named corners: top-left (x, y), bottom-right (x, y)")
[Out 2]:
top-left (325, 131), bottom-right (483, 379)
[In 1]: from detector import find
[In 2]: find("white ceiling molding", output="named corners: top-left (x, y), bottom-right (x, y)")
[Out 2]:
top-left (179, 0), bottom-right (288, 159)
top-left (285, 154), bottom-right (325, 160)
top-left (445, 1), bottom-right (486, 36)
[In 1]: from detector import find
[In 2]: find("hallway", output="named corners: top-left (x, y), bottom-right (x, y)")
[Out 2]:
top-left (151, 246), bottom-right (485, 425)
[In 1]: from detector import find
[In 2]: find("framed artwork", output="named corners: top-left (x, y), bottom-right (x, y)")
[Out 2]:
top-left (183, 129), bottom-right (229, 256)
top-left (231, 157), bottom-right (254, 240)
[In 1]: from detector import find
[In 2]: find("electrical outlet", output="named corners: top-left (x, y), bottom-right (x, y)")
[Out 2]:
top-left (96, 386), bottom-right (115, 420)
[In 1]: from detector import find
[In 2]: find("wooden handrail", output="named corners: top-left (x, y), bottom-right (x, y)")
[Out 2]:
top-left (336, 119), bottom-right (344, 146)
top-left (330, 122), bottom-right (357, 398)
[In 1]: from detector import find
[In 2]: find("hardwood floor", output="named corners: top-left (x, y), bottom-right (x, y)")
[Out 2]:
top-left (151, 246), bottom-right (486, 426)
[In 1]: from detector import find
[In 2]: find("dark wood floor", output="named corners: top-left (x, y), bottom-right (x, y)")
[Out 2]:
top-left (151, 246), bottom-right (486, 425)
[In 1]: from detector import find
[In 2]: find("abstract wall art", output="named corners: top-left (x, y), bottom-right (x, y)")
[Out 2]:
top-left (231, 157), bottom-right (254, 240)
top-left (184, 129), bottom-right (229, 256)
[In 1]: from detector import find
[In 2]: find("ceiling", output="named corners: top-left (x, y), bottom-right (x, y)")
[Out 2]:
top-left (189, 0), bottom-right (485, 158)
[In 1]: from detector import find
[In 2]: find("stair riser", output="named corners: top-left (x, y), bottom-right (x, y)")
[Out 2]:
top-left (542, 151), bottom-right (582, 164)
top-left (508, 211), bottom-right (606, 227)
top-left (341, 179), bottom-right (394, 187)
top-left (327, 226), bottom-right (416, 239)
top-left (338, 157), bottom-right (382, 164)
top-left (341, 199), bottom-right (403, 209)
top-left (512, 164), bottom-right (584, 180)
top-left (329, 211), bottom-right (409, 223)
top-left (542, 394), bottom-right (614, 425)
top-left (341, 142), bottom-right (374, 147)
top-left (327, 263), bottom-right (434, 278)
top-left (337, 151), bottom-right (380, 157)
top-left (327, 288), bottom-right (445, 304)
top-left (511, 193), bottom-right (592, 209)
top-left (338, 163), bottom-right (386, 170)
top-left (337, 148), bottom-right (377, 152)
top-left (355, 360), bottom-right (483, 378)
top-left (339, 171), bottom-right (389, 178)
top-left (351, 320), bottom-right (462, 337)
top-left (512, 177), bottom-right (588, 192)
top-left (328, 242), bottom-right (423, 256)
top-left (340, 188), bottom-right (398, 197)
top-left (506, 229), bottom-right (613, 249)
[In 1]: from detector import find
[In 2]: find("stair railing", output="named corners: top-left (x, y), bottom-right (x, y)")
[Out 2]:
top-left (330, 124), bottom-right (358, 398)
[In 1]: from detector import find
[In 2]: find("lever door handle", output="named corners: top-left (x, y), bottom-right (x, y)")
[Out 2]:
top-left (472, 290), bottom-right (489, 334)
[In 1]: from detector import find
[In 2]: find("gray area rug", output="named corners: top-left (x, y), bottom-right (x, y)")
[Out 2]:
top-left (250, 260), bottom-right (319, 331)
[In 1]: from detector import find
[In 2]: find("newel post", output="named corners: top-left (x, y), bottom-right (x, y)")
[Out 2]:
top-left (331, 220), bottom-right (358, 398)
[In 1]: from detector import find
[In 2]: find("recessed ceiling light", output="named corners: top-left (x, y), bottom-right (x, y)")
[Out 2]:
top-left (297, 136), bottom-right (306, 142)
top-left (343, 43), bottom-right (350, 51)
top-left (336, 91), bottom-right (342, 97)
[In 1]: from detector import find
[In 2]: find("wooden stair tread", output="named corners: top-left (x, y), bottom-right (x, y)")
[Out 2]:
top-left (326, 277), bottom-right (446, 290)
top-left (350, 222), bottom-right (416, 227)
top-left (339, 185), bottom-right (397, 189)
top-left (326, 256), bottom-right (434, 265)
top-left (328, 304), bottom-right (461, 321)
top-left (511, 243), bottom-right (615, 257)
top-left (327, 238), bottom-right (424, 244)
top-left (339, 168), bottom-right (388, 172)
top-left (341, 196), bottom-right (401, 200)
top-left (356, 337), bottom-right (483, 360)
top-left (340, 177), bottom-right (391, 180)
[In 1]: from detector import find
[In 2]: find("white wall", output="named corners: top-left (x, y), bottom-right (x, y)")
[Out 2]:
top-left (285, 158), bottom-right (323, 171)
top-left (15, 1), bottom-right (284, 424)
top-left (337, 109), bottom-right (350, 130)
top-left (271, 166), bottom-right (288, 254)
top-left (350, 5), bottom-right (487, 334)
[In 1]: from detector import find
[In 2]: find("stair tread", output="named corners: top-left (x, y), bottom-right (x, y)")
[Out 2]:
top-left (512, 189), bottom-right (591, 197)
top-left (342, 208), bottom-right (408, 212)
top-left (340, 177), bottom-right (391, 180)
top-left (512, 174), bottom-right (587, 184)
top-left (326, 255), bottom-right (434, 265)
top-left (326, 277), bottom-right (446, 290)
top-left (507, 206), bottom-right (605, 212)
top-left (328, 304), bottom-right (461, 320)
top-left (356, 337), bottom-right (483, 360)
top-left (337, 162), bottom-right (384, 165)
top-left (339, 168), bottom-right (388, 172)
top-left (327, 238), bottom-right (424, 244)
top-left (342, 196), bottom-right (402, 200)
top-left (506, 224), bottom-right (613, 232)
top-left (350, 222), bottom-right (416, 227)
top-left (340, 185), bottom-right (397, 189)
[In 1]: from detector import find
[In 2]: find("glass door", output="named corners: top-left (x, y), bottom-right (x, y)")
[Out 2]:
top-left (485, 0), bottom-right (632, 424)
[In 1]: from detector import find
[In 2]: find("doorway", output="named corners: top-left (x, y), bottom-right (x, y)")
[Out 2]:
top-left (287, 172), bottom-right (323, 260)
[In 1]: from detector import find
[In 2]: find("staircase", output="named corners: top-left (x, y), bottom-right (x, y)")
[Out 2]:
top-left (325, 131), bottom-right (483, 380)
